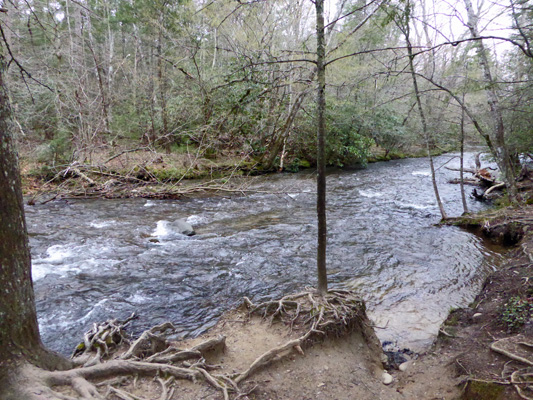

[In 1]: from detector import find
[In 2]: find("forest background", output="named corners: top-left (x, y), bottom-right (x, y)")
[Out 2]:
top-left (1, 0), bottom-right (533, 398)
top-left (4, 0), bottom-right (532, 187)
top-left (2, 0), bottom-right (533, 180)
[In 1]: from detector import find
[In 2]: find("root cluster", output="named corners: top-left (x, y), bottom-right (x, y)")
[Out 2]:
top-left (14, 289), bottom-right (368, 400)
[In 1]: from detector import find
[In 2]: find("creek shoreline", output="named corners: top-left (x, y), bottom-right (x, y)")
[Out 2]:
top-left (392, 203), bottom-right (533, 399)
top-left (415, 204), bottom-right (533, 400)
top-left (19, 144), bottom-right (451, 203)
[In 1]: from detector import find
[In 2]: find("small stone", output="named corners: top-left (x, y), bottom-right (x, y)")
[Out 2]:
top-left (472, 313), bottom-right (482, 319)
top-left (382, 372), bottom-right (394, 385)
top-left (399, 361), bottom-right (411, 372)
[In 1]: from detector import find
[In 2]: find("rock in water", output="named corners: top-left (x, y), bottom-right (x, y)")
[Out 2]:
top-left (173, 219), bottom-right (195, 236)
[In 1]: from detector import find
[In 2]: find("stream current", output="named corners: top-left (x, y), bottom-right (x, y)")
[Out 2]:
top-left (27, 153), bottom-right (499, 355)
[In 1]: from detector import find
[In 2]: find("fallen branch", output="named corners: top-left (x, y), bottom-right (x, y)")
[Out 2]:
top-left (104, 147), bottom-right (155, 164)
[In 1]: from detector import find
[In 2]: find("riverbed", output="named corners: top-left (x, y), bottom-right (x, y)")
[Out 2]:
top-left (26, 153), bottom-right (499, 355)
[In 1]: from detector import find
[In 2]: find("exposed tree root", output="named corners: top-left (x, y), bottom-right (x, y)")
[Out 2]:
top-left (238, 288), bottom-right (370, 383)
top-left (6, 289), bottom-right (371, 400)
top-left (490, 336), bottom-right (533, 367)
top-left (487, 336), bottom-right (533, 399)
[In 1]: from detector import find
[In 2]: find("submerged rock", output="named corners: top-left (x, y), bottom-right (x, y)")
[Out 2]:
top-left (382, 341), bottom-right (415, 370)
top-left (172, 219), bottom-right (196, 236)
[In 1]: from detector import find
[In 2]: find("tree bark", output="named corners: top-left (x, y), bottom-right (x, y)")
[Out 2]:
top-left (315, 0), bottom-right (328, 295)
top-left (460, 98), bottom-right (469, 214)
top-left (0, 43), bottom-right (69, 382)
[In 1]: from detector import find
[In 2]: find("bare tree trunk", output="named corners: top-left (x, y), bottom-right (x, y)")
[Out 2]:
top-left (212, 28), bottom-right (217, 69)
top-left (460, 99), bottom-right (469, 214)
top-left (157, 23), bottom-right (170, 152)
top-left (398, 3), bottom-right (447, 219)
top-left (403, 9), bottom-right (447, 220)
top-left (463, 0), bottom-right (518, 202)
top-left (315, 0), bottom-right (328, 295)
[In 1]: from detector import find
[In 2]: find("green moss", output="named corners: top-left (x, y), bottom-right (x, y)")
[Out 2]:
top-left (469, 299), bottom-right (480, 309)
top-left (462, 380), bottom-right (505, 400)
top-left (445, 313), bottom-right (459, 326)
top-left (493, 195), bottom-right (511, 209)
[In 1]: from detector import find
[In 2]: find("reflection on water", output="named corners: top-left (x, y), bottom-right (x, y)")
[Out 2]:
top-left (27, 153), bottom-right (500, 355)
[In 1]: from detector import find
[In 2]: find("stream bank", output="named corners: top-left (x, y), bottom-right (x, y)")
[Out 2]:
top-left (411, 203), bottom-right (533, 400)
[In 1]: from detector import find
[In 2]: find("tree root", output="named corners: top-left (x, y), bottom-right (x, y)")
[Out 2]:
top-left (237, 288), bottom-right (368, 384)
top-left (8, 289), bottom-right (369, 400)
top-left (490, 336), bottom-right (533, 367)
top-left (487, 336), bottom-right (533, 399)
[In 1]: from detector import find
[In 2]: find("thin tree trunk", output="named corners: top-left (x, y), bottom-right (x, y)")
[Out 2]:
top-left (463, 0), bottom-right (518, 202)
top-left (460, 99), bottom-right (469, 214)
top-left (404, 11), bottom-right (447, 220)
top-left (157, 25), bottom-right (170, 152)
top-left (212, 28), bottom-right (217, 68)
top-left (315, 0), bottom-right (328, 295)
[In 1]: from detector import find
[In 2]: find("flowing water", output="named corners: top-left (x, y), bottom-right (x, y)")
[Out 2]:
top-left (27, 153), bottom-right (500, 355)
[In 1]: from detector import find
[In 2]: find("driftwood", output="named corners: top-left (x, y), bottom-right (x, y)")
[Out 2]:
top-left (446, 154), bottom-right (504, 201)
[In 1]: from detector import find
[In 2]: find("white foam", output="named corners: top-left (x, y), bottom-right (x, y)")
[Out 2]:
top-left (32, 264), bottom-right (50, 281)
top-left (404, 203), bottom-right (431, 210)
top-left (152, 220), bottom-right (170, 237)
top-left (89, 220), bottom-right (115, 228)
top-left (411, 171), bottom-right (431, 177)
top-left (42, 245), bottom-right (73, 263)
top-left (144, 200), bottom-right (156, 207)
top-left (396, 201), bottom-right (432, 210)
top-left (127, 292), bottom-right (150, 304)
top-left (359, 190), bottom-right (384, 198)
top-left (186, 215), bottom-right (207, 225)
top-left (76, 299), bottom-right (109, 324)
top-left (32, 261), bottom-right (81, 281)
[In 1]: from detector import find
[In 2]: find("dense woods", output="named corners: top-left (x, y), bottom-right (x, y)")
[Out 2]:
top-left (3, 0), bottom-right (532, 178)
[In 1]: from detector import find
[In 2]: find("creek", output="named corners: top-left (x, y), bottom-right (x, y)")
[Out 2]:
top-left (27, 153), bottom-right (499, 355)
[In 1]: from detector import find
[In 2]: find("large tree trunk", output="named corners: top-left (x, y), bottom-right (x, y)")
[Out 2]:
top-left (0, 43), bottom-right (69, 390)
top-left (0, 53), bottom-right (42, 363)
top-left (315, 0), bottom-right (328, 295)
